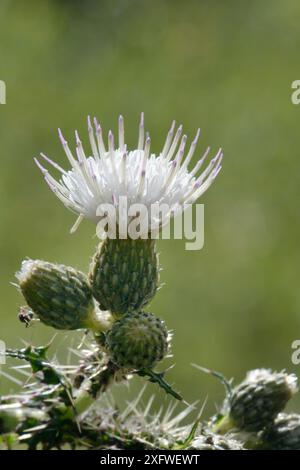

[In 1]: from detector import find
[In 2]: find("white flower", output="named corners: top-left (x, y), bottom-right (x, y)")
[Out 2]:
top-left (35, 113), bottom-right (223, 234)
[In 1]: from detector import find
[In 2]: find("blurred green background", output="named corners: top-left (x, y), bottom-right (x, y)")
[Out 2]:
top-left (1, 0), bottom-right (300, 418)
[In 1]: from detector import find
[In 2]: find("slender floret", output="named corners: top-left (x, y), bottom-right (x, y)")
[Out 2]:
top-left (35, 114), bottom-right (223, 234)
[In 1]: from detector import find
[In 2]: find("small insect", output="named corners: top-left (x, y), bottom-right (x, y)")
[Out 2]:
top-left (18, 306), bottom-right (34, 327)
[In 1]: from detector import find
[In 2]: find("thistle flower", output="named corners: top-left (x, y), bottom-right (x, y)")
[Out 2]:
top-left (105, 311), bottom-right (169, 371)
top-left (16, 259), bottom-right (110, 331)
top-left (34, 113), bottom-right (223, 234)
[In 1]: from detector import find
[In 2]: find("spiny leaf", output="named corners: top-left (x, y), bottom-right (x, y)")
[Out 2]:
top-left (137, 368), bottom-right (183, 401)
top-left (173, 420), bottom-right (200, 450)
top-left (5, 345), bottom-right (71, 392)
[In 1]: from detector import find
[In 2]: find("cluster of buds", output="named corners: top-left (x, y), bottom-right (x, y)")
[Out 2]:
top-left (89, 236), bottom-right (169, 371)
top-left (16, 243), bottom-right (168, 374)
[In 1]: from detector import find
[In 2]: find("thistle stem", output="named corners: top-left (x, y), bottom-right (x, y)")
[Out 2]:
top-left (212, 414), bottom-right (234, 434)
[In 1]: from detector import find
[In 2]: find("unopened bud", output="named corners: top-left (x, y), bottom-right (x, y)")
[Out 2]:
top-left (222, 369), bottom-right (298, 432)
top-left (261, 413), bottom-right (300, 450)
top-left (17, 259), bottom-right (102, 331)
top-left (106, 311), bottom-right (169, 370)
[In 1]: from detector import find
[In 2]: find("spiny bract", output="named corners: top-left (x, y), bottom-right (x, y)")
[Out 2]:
top-left (89, 237), bottom-right (159, 316)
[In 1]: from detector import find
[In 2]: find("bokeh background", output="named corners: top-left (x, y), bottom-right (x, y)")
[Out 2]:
top-left (1, 0), bottom-right (300, 418)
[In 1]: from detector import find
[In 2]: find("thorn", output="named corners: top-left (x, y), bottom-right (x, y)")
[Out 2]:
top-left (191, 363), bottom-right (232, 398)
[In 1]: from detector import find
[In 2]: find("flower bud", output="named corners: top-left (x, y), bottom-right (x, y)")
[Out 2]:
top-left (89, 238), bottom-right (159, 317)
top-left (17, 259), bottom-right (100, 331)
top-left (105, 311), bottom-right (169, 370)
top-left (261, 413), bottom-right (300, 450)
top-left (223, 369), bottom-right (298, 432)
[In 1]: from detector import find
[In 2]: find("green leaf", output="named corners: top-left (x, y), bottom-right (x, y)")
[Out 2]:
top-left (137, 368), bottom-right (183, 401)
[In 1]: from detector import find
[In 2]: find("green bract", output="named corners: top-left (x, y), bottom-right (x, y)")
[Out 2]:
top-left (89, 238), bottom-right (159, 317)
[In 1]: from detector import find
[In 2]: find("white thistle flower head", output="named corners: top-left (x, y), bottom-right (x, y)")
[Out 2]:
top-left (35, 113), bottom-right (223, 235)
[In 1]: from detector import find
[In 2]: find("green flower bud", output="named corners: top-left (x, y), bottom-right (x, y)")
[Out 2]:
top-left (220, 369), bottom-right (298, 433)
top-left (105, 311), bottom-right (169, 370)
top-left (17, 259), bottom-right (104, 331)
top-left (261, 413), bottom-right (300, 450)
top-left (189, 430), bottom-right (244, 450)
top-left (89, 238), bottom-right (159, 317)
